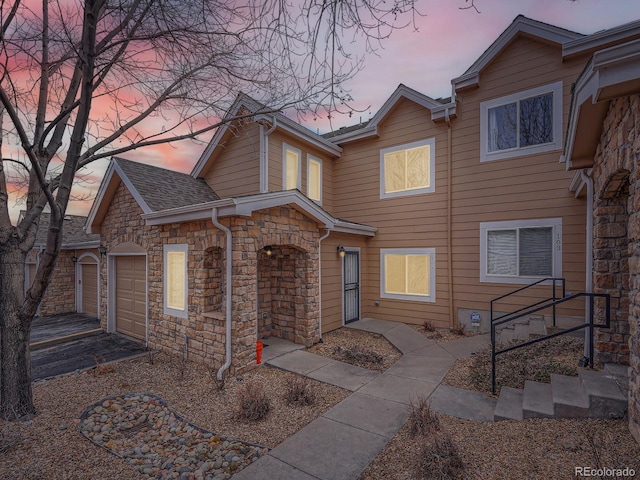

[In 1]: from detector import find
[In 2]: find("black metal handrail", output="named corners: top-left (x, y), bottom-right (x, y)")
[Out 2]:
top-left (491, 277), bottom-right (565, 327)
top-left (490, 292), bottom-right (611, 395)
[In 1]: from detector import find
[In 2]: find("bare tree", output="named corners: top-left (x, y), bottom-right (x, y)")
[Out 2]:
top-left (0, 0), bottom-right (425, 419)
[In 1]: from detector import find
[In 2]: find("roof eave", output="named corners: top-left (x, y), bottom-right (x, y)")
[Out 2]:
top-left (563, 19), bottom-right (640, 59)
top-left (563, 39), bottom-right (640, 171)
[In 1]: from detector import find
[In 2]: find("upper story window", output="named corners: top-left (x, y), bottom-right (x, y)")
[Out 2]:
top-left (480, 218), bottom-right (562, 284)
top-left (480, 81), bottom-right (562, 162)
top-left (163, 244), bottom-right (188, 318)
top-left (283, 143), bottom-right (301, 190)
top-left (380, 248), bottom-right (436, 302)
top-left (307, 155), bottom-right (322, 204)
top-left (380, 138), bottom-right (435, 199)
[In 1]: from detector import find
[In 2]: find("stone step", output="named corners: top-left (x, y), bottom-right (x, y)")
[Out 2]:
top-left (522, 380), bottom-right (554, 418)
top-left (513, 323), bottom-right (530, 341)
top-left (578, 369), bottom-right (628, 418)
top-left (494, 386), bottom-right (524, 421)
top-left (551, 374), bottom-right (589, 417)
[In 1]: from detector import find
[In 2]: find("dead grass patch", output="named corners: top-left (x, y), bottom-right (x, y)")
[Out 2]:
top-left (443, 336), bottom-right (583, 395)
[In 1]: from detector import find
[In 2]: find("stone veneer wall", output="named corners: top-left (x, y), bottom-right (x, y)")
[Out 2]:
top-left (27, 249), bottom-right (76, 316)
top-left (100, 184), bottom-right (320, 375)
top-left (592, 95), bottom-right (640, 443)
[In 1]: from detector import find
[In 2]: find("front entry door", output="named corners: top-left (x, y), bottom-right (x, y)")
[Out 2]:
top-left (343, 250), bottom-right (360, 324)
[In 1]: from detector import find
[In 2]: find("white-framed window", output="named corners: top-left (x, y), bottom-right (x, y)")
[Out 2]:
top-left (163, 244), bottom-right (188, 318)
top-left (307, 155), bottom-right (322, 204)
top-left (283, 143), bottom-right (301, 191)
top-left (480, 218), bottom-right (562, 284)
top-left (380, 248), bottom-right (436, 302)
top-left (380, 138), bottom-right (435, 199)
top-left (480, 81), bottom-right (563, 162)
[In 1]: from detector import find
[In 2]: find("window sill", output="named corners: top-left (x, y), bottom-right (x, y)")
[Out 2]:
top-left (202, 311), bottom-right (225, 321)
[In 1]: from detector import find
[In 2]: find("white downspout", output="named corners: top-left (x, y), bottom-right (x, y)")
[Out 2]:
top-left (318, 229), bottom-right (331, 342)
top-left (260, 118), bottom-right (277, 193)
top-left (212, 208), bottom-right (233, 381)
top-left (580, 169), bottom-right (594, 359)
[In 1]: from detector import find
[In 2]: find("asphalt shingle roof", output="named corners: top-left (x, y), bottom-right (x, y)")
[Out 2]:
top-left (115, 157), bottom-right (220, 212)
top-left (30, 212), bottom-right (100, 246)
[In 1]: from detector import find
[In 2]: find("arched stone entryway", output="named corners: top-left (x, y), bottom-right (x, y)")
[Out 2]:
top-left (257, 245), bottom-right (317, 344)
top-left (593, 169), bottom-right (631, 365)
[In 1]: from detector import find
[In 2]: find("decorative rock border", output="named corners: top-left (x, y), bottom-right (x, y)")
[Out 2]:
top-left (80, 393), bottom-right (268, 479)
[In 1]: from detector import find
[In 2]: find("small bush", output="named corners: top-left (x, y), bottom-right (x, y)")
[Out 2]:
top-left (236, 380), bottom-right (270, 421)
top-left (284, 376), bottom-right (316, 406)
top-left (414, 432), bottom-right (466, 480)
top-left (89, 355), bottom-right (115, 377)
top-left (451, 323), bottom-right (466, 336)
top-left (408, 396), bottom-right (440, 437)
top-left (423, 320), bottom-right (436, 332)
top-left (334, 345), bottom-right (384, 366)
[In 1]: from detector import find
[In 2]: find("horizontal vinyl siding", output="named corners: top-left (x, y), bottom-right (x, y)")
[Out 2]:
top-left (334, 98), bottom-right (452, 327)
top-left (267, 131), bottom-right (335, 212)
top-left (204, 122), bottom-right (260, 198)
top-left (450, 36), bottom-right (588, 320)
top-left (320, 234), bottom-right (368, 333)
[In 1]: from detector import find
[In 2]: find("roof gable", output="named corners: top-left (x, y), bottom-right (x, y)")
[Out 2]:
top-left (453, 15), bottom-right (583, 91)
top-left (325, 84), bottom-right (455, 144)
top-left (191, 94), bottom-right (342, 178)
top-left (87, 157), bottom-right (219, 233)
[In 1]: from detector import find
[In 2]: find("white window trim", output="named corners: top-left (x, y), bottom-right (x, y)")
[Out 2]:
top-left (163, 244), bottom-right (188, 318)
top-left (380, 138), bottom-right (436, 199)
top-left (480, 81), bottom-right (563, 162)
top-left (307, 155), bottom-right (323, 204)
top-left (480, 218), bottom-right (562, 285)
top-left (380, 248), bottom-right (436, 303)
top-left (283, 143), bottom-right (302, 191)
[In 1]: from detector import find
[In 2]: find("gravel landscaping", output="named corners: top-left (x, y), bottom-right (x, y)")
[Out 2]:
top-left (0, 352), bottom-right (349, 480)
top-left (2, 327), bottom-right (639, 480)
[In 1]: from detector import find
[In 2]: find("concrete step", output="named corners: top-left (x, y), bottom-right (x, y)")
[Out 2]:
top-left (523, 380), bottom-right (554, 418)
top-left (527, 317), bottom-right (547, 336)
top-left (551, 374), bottom-right (589, 417)
top-left (513, 323), bottom-right (530, 341)
top-left (494, 386), bottom-right (524, 421)
top-left (579, 369), bottom-right (628, 418)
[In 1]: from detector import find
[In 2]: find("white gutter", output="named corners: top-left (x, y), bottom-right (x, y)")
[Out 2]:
top-left (580, 169), bottom-right (594, 359)
top-left (260, 118), bottom-right (277, 193)
top-left (318, 229), bottom-right (331, 341)
top-left (212, 208), bottom-right (233, 381)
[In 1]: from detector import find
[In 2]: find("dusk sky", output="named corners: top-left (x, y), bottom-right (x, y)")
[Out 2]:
top-left (63, 0), bottom-right (640, 218)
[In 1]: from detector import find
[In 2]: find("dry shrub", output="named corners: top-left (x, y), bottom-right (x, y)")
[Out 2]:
top-left (469, 336), bottom-right (583, 394)
top-left (334, 345), bottom-right (384, 366)
top-left (423, 320), bottom-right (436, 332)
top-left (284, 376), bottom-right (316, 406)
top-left (236, 380), bottom-right (270, 421)
top-left (408, 396), bottom-right (440, 437)
top-left (451, 323), bottom-right (466, 336)
top-left (89, 355), bottom-right (115, 377)
top-left (414, 432), bottom-right (465, 480)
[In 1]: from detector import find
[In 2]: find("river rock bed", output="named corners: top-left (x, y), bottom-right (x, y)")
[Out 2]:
top-left (80, 393), bottom-right (268, 479)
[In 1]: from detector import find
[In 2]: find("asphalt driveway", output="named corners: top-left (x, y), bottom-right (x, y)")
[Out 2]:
top-left (30, 313), bottom-right (147, 381)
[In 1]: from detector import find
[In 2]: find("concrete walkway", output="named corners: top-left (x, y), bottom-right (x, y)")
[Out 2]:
top-left (234, 318), bottom-right (491, 480)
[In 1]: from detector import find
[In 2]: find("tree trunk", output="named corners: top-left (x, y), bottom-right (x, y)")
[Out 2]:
top-left (0, 241), bottom-right (35, 420)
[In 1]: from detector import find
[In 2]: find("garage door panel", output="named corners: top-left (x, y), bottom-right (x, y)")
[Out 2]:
top-left (115, 256), bottom-right (146, 340)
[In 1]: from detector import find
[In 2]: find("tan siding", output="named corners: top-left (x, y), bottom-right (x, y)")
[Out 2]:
top-left (333, 98), bottom-right (452, 327)
top-left (449, 35), bottom-right (589, 321)
top-left (203, 121), bottom-right (261, 198)
top-left (320, 234), bottom-right (368, 333)
top-left (267, 130), bottom-right (335, 213)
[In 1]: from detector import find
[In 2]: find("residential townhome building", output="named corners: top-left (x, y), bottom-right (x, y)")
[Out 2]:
top-left (80, 16), bottom-right (640, 440)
